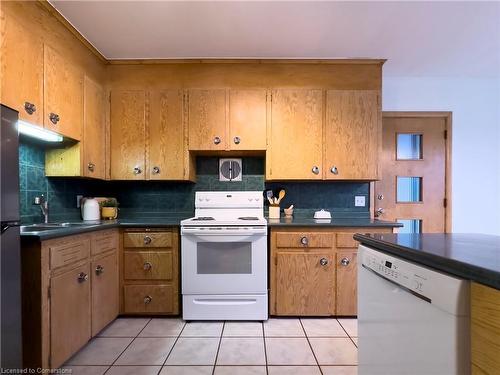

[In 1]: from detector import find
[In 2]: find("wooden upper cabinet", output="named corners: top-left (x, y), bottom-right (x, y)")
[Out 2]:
top-left (188, 89), bottom-right (226, 150)
top-left (110, 90), bottom-right (146, 180)
top-left (83, 76), bottom-right (106, 179)
top-left (325, 90), bottom-right (380, 180)
top-left (229, 89), bottom-right (267, 150)
top-left (1, 18), bottom-right (44, 125)
top-left (149, 90), bottom-right (185, 180)
top-left (43, 44), bottom-right (83, 140)
top-left (267, 89), bottom-right (323, 180)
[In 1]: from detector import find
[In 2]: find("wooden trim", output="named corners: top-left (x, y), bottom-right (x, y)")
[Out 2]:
top-left (37, 0), bottom-right (107, 63)
top-left (382, 111), bottom-right (453, 233)
top-left (107, 58), bottom-right (387, 66)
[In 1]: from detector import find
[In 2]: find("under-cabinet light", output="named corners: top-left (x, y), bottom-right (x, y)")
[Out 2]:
top-left (17, 120), bottom-right (63, 142)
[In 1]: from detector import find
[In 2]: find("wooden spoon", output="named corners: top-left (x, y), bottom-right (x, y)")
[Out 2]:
top-left (277, 189), bottom-right (286, 204)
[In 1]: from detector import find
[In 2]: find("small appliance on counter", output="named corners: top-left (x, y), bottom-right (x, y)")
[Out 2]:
top-left (314, 209), bottom-right (331, 220)
top-left (81, 198), bottom-right (100, 221)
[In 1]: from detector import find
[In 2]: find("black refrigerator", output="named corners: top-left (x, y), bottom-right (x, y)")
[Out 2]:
top-left (1, 104), bottom-right (23, 368)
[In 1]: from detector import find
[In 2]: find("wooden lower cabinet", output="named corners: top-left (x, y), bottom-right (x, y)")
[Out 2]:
top-left (270, 227), bottom-right (392, 316)
top-left (120, 228), bottom-right (179, 315)
top-left (21, 229), bottom-right (119, 369)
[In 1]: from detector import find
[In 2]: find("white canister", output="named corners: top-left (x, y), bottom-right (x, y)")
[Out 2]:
top-left (82, 198), bottom-right (100, 221)
top-left (269, 206), bottom-right (280, 219)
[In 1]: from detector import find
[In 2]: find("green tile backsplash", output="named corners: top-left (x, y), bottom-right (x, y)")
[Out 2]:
top-left (18, 142), bottom-right (369, 223)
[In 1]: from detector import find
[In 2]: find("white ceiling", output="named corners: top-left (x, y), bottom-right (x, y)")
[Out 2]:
top-left (50, 1), bottom-right (500, 77)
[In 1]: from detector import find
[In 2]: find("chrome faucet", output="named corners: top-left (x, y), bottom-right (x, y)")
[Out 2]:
top-left (33, 195), bottom-right (49, 223)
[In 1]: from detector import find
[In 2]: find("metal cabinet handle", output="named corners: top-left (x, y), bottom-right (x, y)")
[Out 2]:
top-left (49, 112), bottom-right (60, 124)
top-left (375, 208), bottom-right (384, 217)
top-left (24, 102), bottom-right (36, 115)
top-left (377, 194), bottom-right (384, 200)
top-left (77, 272), bottom-right (88, 282)
top-left (312, 166), bottom-right (320, 175)
top-left (320, 258), bottom-right (329, 266)
top-left (143, 236), bottom-right (152, 245)
top-left (213, 136), bottom-right (221, 145)
top-left (87, 163), bottom-right (95, 172)
top-left (95, 265), bottom-right (104, 275)
top-left (340, 257), bottom-right (350, 266)
top-left (233, 136), bottom-right (241, 145)
top-left (152, 166), bottom-right (160, 174)
top-left (300, 236), bottom-right (309, 246)
top-left (143, 262), bottom-right (152, 271)
top-left (133, 166), bottom-right (142, 175)
top-left (330, 166), bottom-right (339, 175)
top-left (144, 295), bottom-right (152, 304)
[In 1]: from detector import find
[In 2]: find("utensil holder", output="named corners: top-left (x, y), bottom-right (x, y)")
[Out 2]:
top-left (269, 206), bottom-right (280, 219)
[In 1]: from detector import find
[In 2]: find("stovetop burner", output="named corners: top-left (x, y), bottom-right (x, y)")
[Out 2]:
top-left (192, 217), bottom-right (215, 221)
top-left (238, 216), bottom-right (259, 220)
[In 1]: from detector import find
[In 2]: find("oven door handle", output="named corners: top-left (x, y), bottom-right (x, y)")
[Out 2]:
top-left (182, 233), bottom-right (265, 241)
top-left (193, 298), bottom-right (258, 306)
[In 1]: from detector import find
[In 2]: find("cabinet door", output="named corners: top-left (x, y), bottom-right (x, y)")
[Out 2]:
top-left (336, 250), bottom-right (358, 316)
top-left (267, 89), bottom-right (323, 180)
top-left (110, 90), bottom-right (146, 180)
top-left (325, 90), bottom-right (380, 180)
top-left (276, 252), bottom-right (334, 315)
top-left (188, 89), bottom-right (226, 150)
top-left (229, 89), bottom-right (267, 150)
top-left (44, 44), bottom-right (83, 140)
top-left (149, 90), bottom-right (185, 179)
top-left (91, 252), bottom-right (119, 336)
top-left (83, 76), bottom-right (106, 179)
top-left (50, 263), bottom-right (91, 368)
top-left (0, 18), bottom-right (44, 124)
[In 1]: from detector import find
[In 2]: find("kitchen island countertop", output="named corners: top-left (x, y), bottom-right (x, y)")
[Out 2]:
top-left (354, 233), bottom-right (500, 290)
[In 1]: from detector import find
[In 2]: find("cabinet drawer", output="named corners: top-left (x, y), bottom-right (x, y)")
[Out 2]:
top-left (124, 285), bottom-right (174, 313)
top-left (91, 229), bottom-right (118, 256)
top-left (336, 233), bottom-right (358, 249)
top-left (276, 232), bottom-right (334, 248)
top-left (124, 251), bottom-right (173, 280)
top-left (49, 237), bottom-right (90, 270)
top-left (123, 232), bottom-right (172, 248)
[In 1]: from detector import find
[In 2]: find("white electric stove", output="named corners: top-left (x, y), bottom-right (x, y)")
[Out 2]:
top-left (180, 191), bottom-right (268, 321)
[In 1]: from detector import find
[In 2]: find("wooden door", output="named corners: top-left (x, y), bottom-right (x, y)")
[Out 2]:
top-left (43, 44), bottom-right (83, 140)
top-left (229, 89), bottom-right (267, 150)
top-left (83, 76), bottom-right (106, 179)
top-left (110, 90), bottom-right (146, 180)
top-left (325, 90), bottom-right (380, 180)
top-left (149, 90), bottom-right (185, 179)
top-left (91, 252), bottom-right (119, 336)
top-left (50, 263), bottom-right (91, 368)
top-left (0, 18), bottom-right (44, 124)
top-left (375, 113), bottom-right (449, 233)
top-left (267, 89), bottom-right (323, 180)
top-left (188, 89), bottom-right (226, 150)
top-left (336, 251), bottom-right (358, 316)
top-left (276, 251), bottom-right (334, 315)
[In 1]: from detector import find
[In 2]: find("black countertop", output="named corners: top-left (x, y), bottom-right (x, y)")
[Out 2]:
top-left (354, 233), bottom-right (500, 290)
top-left (21, 216), bottom-right (400, 240)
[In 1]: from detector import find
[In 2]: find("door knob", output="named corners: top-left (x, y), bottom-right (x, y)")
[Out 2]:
top-left (95, 265), bottom-right (104, 275)
top-left (233, 136), bottom-right (241, 145)
top-left (320, 258), bottom-right (329, 266)
top-left (300, 236), bottom-right (309, 246)
top-left (143, 236), bottom-right (152, 245)
top-left (143, 262), bottom-right (152, 271)
top-left (375, 208), bottom-right (384, 217)
top-left (77, 272), bottom-right (88, 282)
top-left (144, 295), bottom-right (152, 304)
top-left (213, 136), bottom-right (221, 145)
top-left (340, 257), bottom-right (350, 266)
top-left (24, 102), bottom-right (36, 115)
top-left (49, 112), bottom-right (60, 124)
top-left (377, 194), bottom-right (384, 200)
top-left (133, 166), bottom-right (142, 175)
top-left (87, 163), bottom-right (95, 172)
top-left (152, 166), bottom-right (160, 174)
top-left (330, 166), bottom-right (339, 175)
top-left (312, 166), bottom-right (320, 175)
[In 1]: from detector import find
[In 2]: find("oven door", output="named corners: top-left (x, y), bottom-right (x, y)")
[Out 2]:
top-left (181, 228), bottom-right (267, 295)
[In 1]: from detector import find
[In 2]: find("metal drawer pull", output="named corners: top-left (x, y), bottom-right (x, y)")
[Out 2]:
top-left (233, 136), bottom-right (241, 144)
top-left (312, 166), bottom-right (320, 175)
top-left (95, 265), bottom-right (104, 275)
top-left (133, 166), bottom-right (142, 175)
top-left (77, 272), bottom-right (88, 282)
top-left (144, 295), bottom-right (152, 304)
top-left (49, 112), bottom-right (60, 124)
top-left (300, 236), bottom-right (309, 246)
top-left (24, 102), bottom-right (36, 115)
top-left (152, 166), bottom-right (160, 174)
top-left (213, 136), bottom-right (221, 145)
top-left (330, 166), bottom-right (339, 175)
top-left (320, 258), bottom-right (329, 266)
top-left (143, 236), bottom-right (152, 245)
top-left (87, 163), bottom-right (95, 172)
top-left (143, 262), bottom-right (152, 271)
top-left (341, 257), bottom-right (350, 266)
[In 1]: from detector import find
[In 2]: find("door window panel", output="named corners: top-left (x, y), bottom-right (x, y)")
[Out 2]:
top-left (197, 242), bottom-right (252, 274)
top-left (396, 134), bottom-right (423, 160)
top-left (397, 219), bottom-right (422, 233)
top-left (397, 176), bottom-right (423, 202)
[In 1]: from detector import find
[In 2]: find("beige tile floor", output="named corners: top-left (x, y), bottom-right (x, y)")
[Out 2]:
top-left (63, 317), bottom-right (358, 375)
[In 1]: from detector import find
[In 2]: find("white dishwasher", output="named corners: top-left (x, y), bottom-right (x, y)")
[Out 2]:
top-left (358, 245), bottom-right (470, 375)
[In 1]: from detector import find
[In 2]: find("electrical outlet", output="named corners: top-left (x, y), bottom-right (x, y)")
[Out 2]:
top-left (355, 196), bottom-right (366, 207)
top-left (76, 195), bottom-right (83, 208)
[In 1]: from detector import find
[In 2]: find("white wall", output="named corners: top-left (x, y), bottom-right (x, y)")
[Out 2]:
top-left (383, 77), bottom-right (500, 235)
